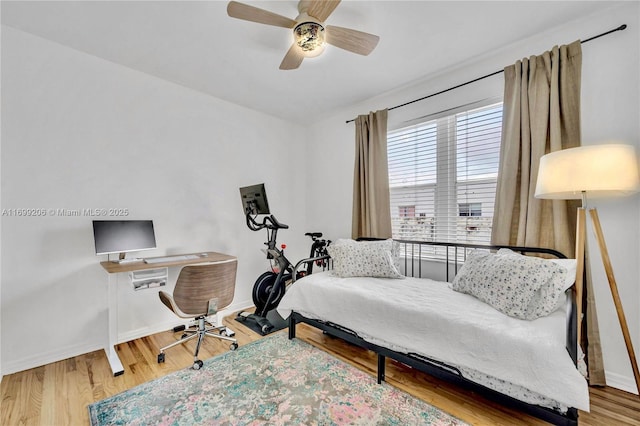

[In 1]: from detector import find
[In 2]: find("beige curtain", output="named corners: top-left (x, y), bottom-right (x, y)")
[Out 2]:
top-left (491, 40), bottom-right (605, 384)
top-left (352, 109), bottom-right (392, 239)
top-left (492, 41), bottom-right (581, 254)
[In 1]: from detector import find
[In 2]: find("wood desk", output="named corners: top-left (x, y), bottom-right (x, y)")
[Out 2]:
top-left (100, 252), bottom-right (236, 273)
top-left (99, 251), bottom-right (236, 376)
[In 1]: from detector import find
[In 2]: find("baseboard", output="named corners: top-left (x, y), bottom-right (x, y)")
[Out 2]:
top-left (117, 319), bottom-right (192, 344)
top-left (606, 370), bottom-right (639, 395)
top-left (219, 299), bottom-right (255, 319)
top-left (1, 299), bottom-right (255, 377)
top-left (116, 299), bottom-right (254, 343)
top-left (1, 341), bottom-right (105, 376)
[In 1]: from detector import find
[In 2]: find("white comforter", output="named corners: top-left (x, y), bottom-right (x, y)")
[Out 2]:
top-left (277, 271), bottom-right (589, 412)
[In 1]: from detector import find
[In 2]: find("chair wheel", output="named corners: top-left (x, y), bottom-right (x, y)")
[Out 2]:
top-left (230, 342), bottom-right (238, 351)
top-left (157, 353), bottom-right (165, 363)
top-left (192, 360), bottom-right (204, 370)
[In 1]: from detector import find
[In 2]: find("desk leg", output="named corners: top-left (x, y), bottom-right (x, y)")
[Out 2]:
top-left (105, 272), bottom-right (125, 376)
top-left (105, 346), bottom-right (124, 376)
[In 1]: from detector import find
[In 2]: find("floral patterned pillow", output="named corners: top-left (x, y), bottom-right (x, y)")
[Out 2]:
top-left (497, 248), bottom-right (576, 291)
top-left (327, 239), bottom-right (404, 279)
top-left (451, 250), bottom-right (568, 320)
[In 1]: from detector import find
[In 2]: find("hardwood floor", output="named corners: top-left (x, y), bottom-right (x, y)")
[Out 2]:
top-left (2, 316), bottom-right (639, 425)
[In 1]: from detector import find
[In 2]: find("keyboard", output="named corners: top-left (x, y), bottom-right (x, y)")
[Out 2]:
top-left (144, 254), bottom-right (201, 264)
top-left (111, 258), bottom-right (143, 264)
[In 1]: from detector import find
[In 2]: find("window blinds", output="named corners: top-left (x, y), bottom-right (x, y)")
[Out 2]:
top-left (387, 102), bottom-right (503, 244)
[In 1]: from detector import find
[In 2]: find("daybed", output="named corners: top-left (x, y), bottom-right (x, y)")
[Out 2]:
top-left (277, 239), bottom-right (589, 426)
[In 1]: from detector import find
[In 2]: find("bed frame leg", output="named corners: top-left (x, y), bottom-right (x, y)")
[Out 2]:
top-left (377, 354), bottom-right (386, 383)
top-left (288, 314), bottom-right (296, 340)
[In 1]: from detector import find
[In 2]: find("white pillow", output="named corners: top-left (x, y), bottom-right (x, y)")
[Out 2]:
top-left (327, 239), bottom-right (404, 279)
top-left (451, 250), bottom-right (568, 320)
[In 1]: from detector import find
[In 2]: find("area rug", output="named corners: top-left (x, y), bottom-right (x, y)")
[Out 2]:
top-left (88, 333), bottom-right (468, 425)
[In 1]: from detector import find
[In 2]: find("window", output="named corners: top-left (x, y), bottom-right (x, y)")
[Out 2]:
top-left (399, 205), bottom-right (415, 218)
top-left (458, 203), bottom-right (482, 217)
top-left (387, 102), bottom-right (502, 245)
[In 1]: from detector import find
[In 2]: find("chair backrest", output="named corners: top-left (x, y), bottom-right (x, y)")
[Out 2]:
top-left (173, 259), bottom-right (237, 316)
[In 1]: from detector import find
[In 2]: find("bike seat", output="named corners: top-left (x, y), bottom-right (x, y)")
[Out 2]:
top-left (305, 232), bottom-right (323, 238)
top-left (269, 215), bottom-right (289, 229)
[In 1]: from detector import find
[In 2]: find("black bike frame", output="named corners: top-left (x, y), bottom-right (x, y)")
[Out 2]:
top-left (245, 213), bottom-right (328, 317)
top-left (246, 214), bottom-right (291, 316)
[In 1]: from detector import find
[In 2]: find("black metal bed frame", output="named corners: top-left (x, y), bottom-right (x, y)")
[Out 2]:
top-left (287, 240), bottom-right (580, 426)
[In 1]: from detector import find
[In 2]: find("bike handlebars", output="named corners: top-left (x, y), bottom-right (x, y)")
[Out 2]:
top-left (269, 215), bottom-right (289, 230)
top-left (245, 213), bottom-right (289, 232)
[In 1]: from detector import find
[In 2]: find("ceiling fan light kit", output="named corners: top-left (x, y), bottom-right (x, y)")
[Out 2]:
top-left (226, 0), bottom-right (379, 70)
top-left (294, 22), bottom-right (326, 56)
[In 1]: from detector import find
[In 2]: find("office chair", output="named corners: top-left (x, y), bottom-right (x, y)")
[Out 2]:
top-left (157, 259), bottom-right (239, 369)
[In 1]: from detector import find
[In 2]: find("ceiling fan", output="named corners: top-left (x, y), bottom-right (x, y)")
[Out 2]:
top-left (227, 0), bottom-right (380, 70)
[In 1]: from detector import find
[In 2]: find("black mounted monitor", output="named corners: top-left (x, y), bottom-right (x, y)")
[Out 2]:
top-left (240, 183), bottom-right (270, 215)
top-left (93, 220), bottom-right (157, 259)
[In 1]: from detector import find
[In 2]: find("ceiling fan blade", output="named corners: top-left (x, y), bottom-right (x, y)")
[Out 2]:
top-left (227, 1), bottom-right (297, 29)
top-left (325, 25), bottom-right (380, 56)
top-left (305, 0), bottom-right (341, 22)
top-left (280, 44), bottom-right (305, 70)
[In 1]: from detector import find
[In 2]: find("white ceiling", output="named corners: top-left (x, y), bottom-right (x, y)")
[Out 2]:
top-left (1, 1), bottom-right (618, 122)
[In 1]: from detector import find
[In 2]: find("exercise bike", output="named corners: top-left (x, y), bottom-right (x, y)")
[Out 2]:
top-left (237, 211), bottom-right (330, 334)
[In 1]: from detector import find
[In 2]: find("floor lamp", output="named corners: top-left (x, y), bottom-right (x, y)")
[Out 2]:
top-left (535, 143), bottom-right (640, 396)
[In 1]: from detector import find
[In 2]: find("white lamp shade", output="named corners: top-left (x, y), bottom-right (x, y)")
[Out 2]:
top-left (535, 144), bottom-right (640, 199)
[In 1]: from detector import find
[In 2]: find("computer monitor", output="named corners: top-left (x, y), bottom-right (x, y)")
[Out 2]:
top-left (240, 183), bottom-right (270, 215)
top-left (93, 220), bottom-right (157, 260)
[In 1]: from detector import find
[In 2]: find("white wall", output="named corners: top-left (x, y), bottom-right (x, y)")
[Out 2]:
top-left (0, 26), bottom-right (310, 374)
top-left (305, 2), bottom-right (640, 393)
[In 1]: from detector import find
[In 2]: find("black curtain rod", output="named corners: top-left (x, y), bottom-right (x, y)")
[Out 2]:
top-left (346, 24), bottom-right (627, 124)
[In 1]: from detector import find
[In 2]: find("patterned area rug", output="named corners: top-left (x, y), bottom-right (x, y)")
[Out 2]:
top-left (89, 333), bottom-right (468, 425)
